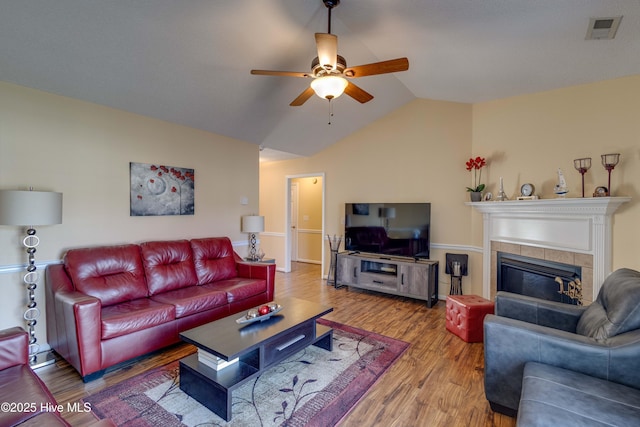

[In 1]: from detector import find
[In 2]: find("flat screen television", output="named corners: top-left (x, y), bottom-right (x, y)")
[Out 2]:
top-left (344, 202), bottom-right (431, 259)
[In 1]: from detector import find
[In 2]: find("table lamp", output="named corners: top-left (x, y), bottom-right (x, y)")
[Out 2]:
top-left (0, 188), bottom-right (63, 367)
top-left (241, 215), bottom-right (264, 261)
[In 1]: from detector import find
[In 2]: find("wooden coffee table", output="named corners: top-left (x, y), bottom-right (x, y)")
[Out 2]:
top-left (178, 297), bottom-right (333, 421)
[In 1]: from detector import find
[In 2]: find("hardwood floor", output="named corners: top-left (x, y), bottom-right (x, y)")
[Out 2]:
top-left (36, 262), bottom-right (516, 426)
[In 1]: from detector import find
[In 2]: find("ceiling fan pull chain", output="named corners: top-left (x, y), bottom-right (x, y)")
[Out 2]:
top-left (328, 99), bottom-right (334, 125)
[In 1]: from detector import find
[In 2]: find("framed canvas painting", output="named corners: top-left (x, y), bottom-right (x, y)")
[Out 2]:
top-left (130, 162), bottom-right (195, 216)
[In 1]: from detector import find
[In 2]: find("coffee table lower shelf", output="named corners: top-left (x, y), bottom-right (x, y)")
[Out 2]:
top-left (179, 323), bottom-right (333, 421)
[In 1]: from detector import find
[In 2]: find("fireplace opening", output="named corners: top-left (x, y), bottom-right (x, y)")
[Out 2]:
top-left (497, 253), bottom-right (582, 305)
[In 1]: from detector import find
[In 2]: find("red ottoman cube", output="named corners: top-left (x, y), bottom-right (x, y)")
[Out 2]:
top-left (446, 295), bottom-right (495, 343)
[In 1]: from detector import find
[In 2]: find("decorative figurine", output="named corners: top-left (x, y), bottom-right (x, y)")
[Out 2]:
top-left (554, 169), bottom-right (569, 198)
top-left (495, 177), bottom-right (508, 201)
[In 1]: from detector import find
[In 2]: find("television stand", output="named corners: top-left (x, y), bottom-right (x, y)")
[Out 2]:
top-left (336, 252), bottom-right (439, 307)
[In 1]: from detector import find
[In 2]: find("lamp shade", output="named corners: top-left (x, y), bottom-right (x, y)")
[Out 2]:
top-left (0, 190), bottom-right (63, 226)
top-left (241, 215), bottom-right (264, 233)
top-left (310, 75), bottom-right (348, 100)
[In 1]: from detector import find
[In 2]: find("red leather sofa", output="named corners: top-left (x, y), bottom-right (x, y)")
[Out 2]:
top-left (0, 327), bottom-right (115, 426)
top-left (45, 237), bottom-right (275, 381)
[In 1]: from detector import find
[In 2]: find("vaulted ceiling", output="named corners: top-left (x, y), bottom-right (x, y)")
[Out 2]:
top-left (1, 1), bottom-right (639, 161)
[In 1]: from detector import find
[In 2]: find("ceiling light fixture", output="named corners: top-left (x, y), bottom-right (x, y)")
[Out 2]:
top-left (310, 75), bottom-right (348, 100)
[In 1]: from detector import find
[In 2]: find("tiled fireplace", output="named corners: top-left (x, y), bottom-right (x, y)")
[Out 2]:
top-left (469, 197), bottom-right (630, 304)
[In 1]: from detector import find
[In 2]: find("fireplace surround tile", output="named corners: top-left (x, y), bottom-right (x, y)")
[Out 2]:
top-left (544, 248), bottom-right (575, 265)
top-left (500, 242), bottom-right (521, 255)
top-left (575, 253), bottom-right (594, 269)
top-left (521, 245), bottom-right (544, 259)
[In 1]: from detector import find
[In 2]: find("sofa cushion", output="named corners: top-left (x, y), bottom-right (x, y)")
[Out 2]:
top-left (191, 237), bottom-right (238, 284)
top-left (64, 244), bottom-right (148, 306)
top-left (151, 286), bottom-right (228, 318)
top-left (101, 298), bottom-right (176, 340)
top-left (576, 268), bottom-right (640, 340)
top-left (208, 278), bottom-right (268, 303)
top-left (140, 240), bottom-right (198, 295)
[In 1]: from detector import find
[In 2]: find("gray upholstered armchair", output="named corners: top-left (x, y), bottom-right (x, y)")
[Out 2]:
top-left (483, 268), bottom-right (640, 416)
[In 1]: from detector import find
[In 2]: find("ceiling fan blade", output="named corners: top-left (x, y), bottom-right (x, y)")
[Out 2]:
top-left (251, 70), bottom-right (311, 78)
top-left (344, 58), bottom-right (409, 78)
top-left (290, 86), bottom-right (316, 106)
top-left (344, 81), bottom-right (374, 104)
top-left (315, 33), bottom-right (338, 71)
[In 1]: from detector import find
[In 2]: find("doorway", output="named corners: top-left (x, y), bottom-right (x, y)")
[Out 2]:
top-left (290, 182), bottom-right (298, 262)
top-left (285, 173), bottom-right (325, 277)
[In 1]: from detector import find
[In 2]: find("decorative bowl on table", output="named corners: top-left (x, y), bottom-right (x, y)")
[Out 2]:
top-left (236, 303), bottom-right (282, 324)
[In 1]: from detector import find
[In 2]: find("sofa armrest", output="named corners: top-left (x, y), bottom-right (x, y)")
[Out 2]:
top-left (495, 291), bottom-right (586, 332)
top-left (0, 327), bottom-right (28, 370)
top-left (46, 263), bottom-right (104, 378)
top-left (45, 263), bottom-right (73, 351)
top-left (54, 290), bottom-right (103, 378)
top-left (483, 313), bottom-right (640, 413)
top-left (236, 261), bottom-right (276, 301)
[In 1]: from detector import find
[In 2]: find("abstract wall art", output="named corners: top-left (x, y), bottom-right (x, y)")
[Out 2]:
top-left (130, 162), bottom-right (195, 216)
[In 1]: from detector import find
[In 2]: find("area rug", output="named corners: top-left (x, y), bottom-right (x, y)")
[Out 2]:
top-left (83, 319), bottom-right (409, 426)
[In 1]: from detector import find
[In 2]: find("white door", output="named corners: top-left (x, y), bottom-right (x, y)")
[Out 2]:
top-left (290, 182), bottom-right (299, 261)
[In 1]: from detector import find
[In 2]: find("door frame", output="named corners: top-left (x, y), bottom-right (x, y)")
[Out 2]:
top-left (284, 173), bottom-right (325, 276)
top-left (290, 181), bottom-right (298, 262)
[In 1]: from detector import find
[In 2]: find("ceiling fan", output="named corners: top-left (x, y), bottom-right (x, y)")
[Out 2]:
top-left (251, 0), bottom-right (409, 106)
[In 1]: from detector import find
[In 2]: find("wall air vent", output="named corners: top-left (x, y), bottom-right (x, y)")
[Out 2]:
top-left (586, 16), bottom-right (622, 40)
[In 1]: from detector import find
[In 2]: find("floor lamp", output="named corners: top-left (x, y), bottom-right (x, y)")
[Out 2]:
top-left (0, 189), bottom-right (63, 368)
top-left (241, 215), bottom-right (264, 261)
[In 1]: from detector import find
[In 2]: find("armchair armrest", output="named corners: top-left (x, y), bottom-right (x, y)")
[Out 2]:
top-left (495, 291), bottom-right (586, 332)
top-left (0, 327), bottom-right (28, 370)
top-left (236, 261), bottom-right (276, 301)
top-left (483, 314), bottom-right (640, 413)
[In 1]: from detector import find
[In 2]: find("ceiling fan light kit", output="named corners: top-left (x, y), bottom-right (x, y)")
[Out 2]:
top-left (250, 0), bottom-right (409, 108)
top-left (310, 75), bottom-right (348, 100)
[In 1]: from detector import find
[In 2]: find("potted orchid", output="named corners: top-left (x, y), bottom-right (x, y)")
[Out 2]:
top-left (465, 156), bottom-right (487, 201)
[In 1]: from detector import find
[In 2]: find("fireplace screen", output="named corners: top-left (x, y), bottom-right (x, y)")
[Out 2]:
top-left (497, 253), bottom-right (582, 305)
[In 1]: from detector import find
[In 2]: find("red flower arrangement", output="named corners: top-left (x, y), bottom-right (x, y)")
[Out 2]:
top-left (465, 156), bottom-right (487, 192)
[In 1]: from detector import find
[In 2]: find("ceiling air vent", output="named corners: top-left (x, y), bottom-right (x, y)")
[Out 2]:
top-left (586, 16), bottom-right (622, 40)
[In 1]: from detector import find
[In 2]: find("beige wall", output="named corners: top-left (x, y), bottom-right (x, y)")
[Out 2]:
top-left (260, 76), bottom-right (640, 298)
top-left (260, 98), bottom-right (475, 292)
top-left (0, 82), bottom-right (260, 342)
top-left (472, 75), bottom-right (640, 270)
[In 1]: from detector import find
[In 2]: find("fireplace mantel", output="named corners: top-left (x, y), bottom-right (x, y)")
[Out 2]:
top-left (467, 197), bottom-right (631, 300)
